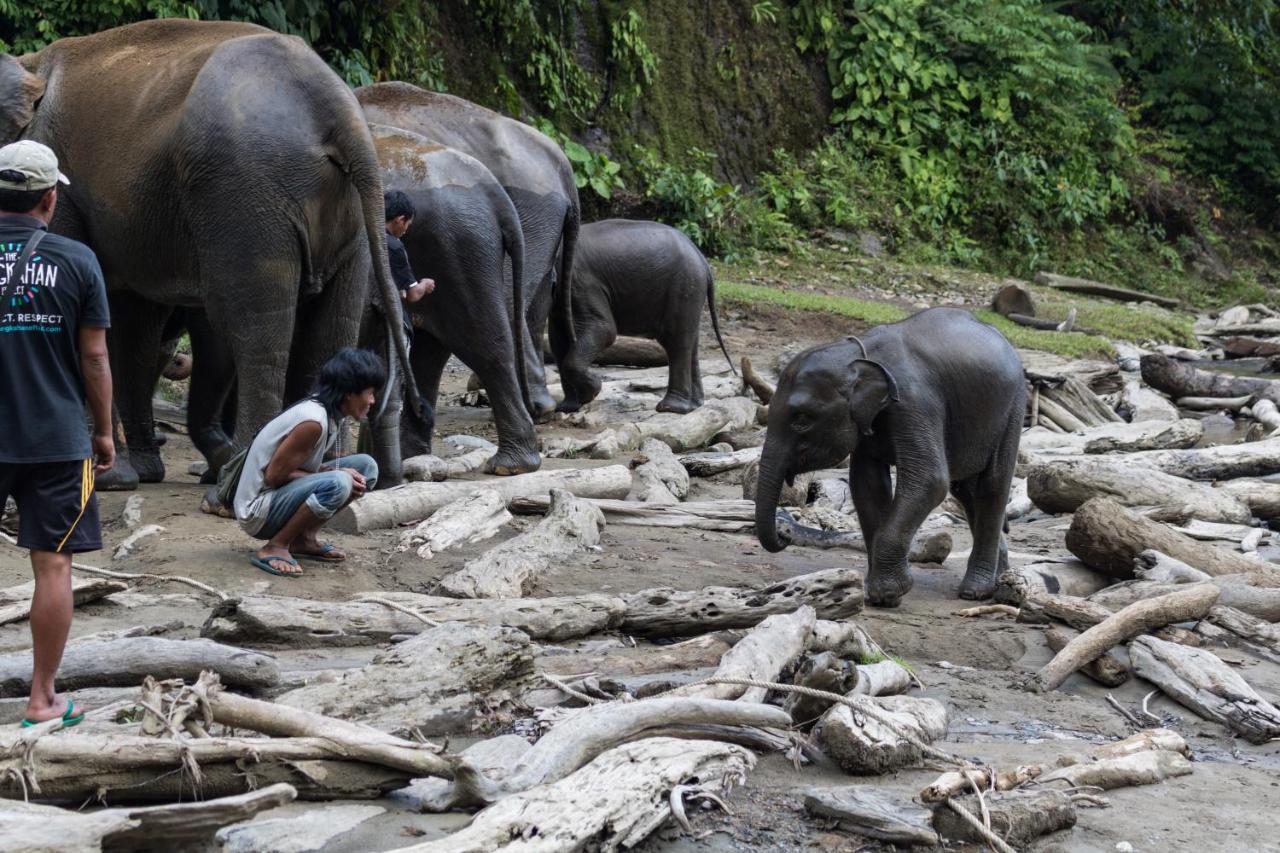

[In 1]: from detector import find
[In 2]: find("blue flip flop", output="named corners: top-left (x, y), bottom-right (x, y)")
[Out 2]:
top-left (294, 543), bottom-right (345, 563)
top-left (250, 554), bottom-right (303, 577)
top-left (21, 699), bottom-right (85, 728)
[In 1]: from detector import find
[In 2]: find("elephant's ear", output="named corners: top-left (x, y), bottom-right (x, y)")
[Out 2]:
top-left (0, 55), bottom-right (45, 142)
top-left (844, 359), bottom-right (897, 436)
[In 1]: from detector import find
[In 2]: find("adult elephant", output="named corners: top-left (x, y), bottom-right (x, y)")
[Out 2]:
top-left (357, 82), bottom-right (579, 420)
top-left (0, 19), bottom-right (417, 487)
top-left (369, 125), bottom-right (540, 475)
top-left (754, 309), bottom-right (1025, 607)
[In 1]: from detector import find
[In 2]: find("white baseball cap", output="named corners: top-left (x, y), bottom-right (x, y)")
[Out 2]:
top-left (0, 140), bottom-right (70, 191)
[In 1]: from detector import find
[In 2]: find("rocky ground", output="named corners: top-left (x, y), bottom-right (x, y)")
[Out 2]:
top-left (2, 275), bottom-right (1279, 852)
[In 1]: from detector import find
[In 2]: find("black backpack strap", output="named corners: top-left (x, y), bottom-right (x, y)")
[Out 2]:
top-left (5, 229), bottom-right (47, 289)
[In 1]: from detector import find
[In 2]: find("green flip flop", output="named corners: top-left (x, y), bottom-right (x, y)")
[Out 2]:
top-left (21, 699), bottom-right (85, 728)
top-left (250, 555), bottom-right (303, 578)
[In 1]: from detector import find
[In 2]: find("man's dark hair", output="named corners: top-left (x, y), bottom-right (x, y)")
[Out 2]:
top-left (0, 178), bottom-right (51, 214)
top-left (310, 347), bottom-right (387, 417)
top-left (384, 189), bottom-right (416, 223)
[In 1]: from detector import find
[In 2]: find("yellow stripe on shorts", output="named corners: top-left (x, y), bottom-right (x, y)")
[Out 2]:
top-left (57, 459), bottom-right (93, 553)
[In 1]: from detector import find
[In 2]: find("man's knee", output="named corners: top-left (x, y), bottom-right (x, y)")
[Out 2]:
top-left (305, 472), bottom-right (354, 519)
top-left (350, 453), bottom-right (379, 490)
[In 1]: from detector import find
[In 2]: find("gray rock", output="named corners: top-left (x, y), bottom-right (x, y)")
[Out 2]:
top-left (216, 804), bottom-right (384, 853)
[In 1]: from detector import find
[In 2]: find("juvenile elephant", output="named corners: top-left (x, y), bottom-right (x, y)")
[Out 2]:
top-left (755, 308), bottom-right (1025, 607)
top-left (556, 220), bottom-right (733, 414)
top-left (0, 20), bottom-right (417, 487)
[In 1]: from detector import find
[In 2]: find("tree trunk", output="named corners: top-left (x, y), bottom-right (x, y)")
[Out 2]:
top-left (537, 633), bottom-right (734, 678)
top-left (1091, 579), bottom-right (1280, 622)
top-left (0, 637), bottom-right (278, 698)
top-left (1045, 627), bottom-right (1128, 687)
top-left (620, 567), bottom-right (864, 636)
top-left (1119, 379), bottom-right (1181, 423)
top-left (1205, 604), bottom-right (1280, 663)
top-left (1220, 336), bottom-right (1280, 358)
top-left (274, 622), bottom-right (533, 737)
top-left (202, 591), bottom-right (624, 646)
top-left (740, 356), bottom-right (775, 404)
top-left (439, 489), bottom-right (605, 599)
top-left (1027, 459), bottom-right (1252, 523)
top-left (1215, 478), bottom-right (1280, 519)
top-left (679, 446), bottom-right (763, 477)
top-left (330, 464), bottom-right (632, 533)
top-left (511, 496), bottom-right (757, 532)
top-left (0, 577), bottom-right (128, 627)
top-left (396, 490), bottom-right (511, 559)
top-left (1141, 353), bottom-right (1280, 402)
top-left (804, 786), bottom-right (939, 847)
top-left (669, 606), bottom-right (816, 703)
top-left (1129, 635), bottom-right (1280, 743)
top-left (1064, 497), bottom-right (1280, 581)
top-left (1034, 271), bottom-right (1182, 308)
top-left (1035, 750), bottom-right (1192, 789)
top-left (932, 789), bottom-right (1077, 848)
top-left (1038, 436), bottom-right (1280, 481)
top-left (1028, 583), bottom-right (1220, 692)
top-left (994, 560), bottom-right (1113, 605)
top-left (1083, 419), bottom-right (1202, 454)
top-left (397, 738), bottom-right (754, 852)
top-left (820, 695), bottom-right (949, 775)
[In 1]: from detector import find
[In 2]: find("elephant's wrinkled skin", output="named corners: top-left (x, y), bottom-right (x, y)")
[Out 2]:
top-left (357, 83), bottom-right (579, 420)
top-left (370, 125), bottom-right (540, 476)
top-left (0, 20), bottom-right (414, 487)
top-left (557, 219), bottom-right (733, 414)
top-left (755, 308), bottom-right (1025, 607)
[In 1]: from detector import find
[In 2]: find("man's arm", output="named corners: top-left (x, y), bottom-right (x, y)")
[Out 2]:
top-left (78, 326), bottom-right (114, 474)
top-left (263, 421), bottom-right (324, 488)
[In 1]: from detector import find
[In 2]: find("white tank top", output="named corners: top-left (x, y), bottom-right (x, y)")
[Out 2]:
top-left (233, 400), bottom-right (335, 535)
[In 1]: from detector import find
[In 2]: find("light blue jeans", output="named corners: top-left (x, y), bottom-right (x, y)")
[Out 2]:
top-left (254, 454), bottom-right (378, 541)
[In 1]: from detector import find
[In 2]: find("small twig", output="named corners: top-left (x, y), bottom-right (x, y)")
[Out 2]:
top-left (1105, 693), bottom-right (1143, 726)
top-left (1139, 690), bottom-right (1163, 724)
top-left (957, 605), bottom-right (1020, 619)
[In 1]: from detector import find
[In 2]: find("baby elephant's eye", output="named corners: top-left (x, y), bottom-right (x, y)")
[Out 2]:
top-left (792, 412), bottom-right (813, 432)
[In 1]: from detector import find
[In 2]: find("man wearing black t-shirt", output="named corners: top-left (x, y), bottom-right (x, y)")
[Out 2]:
top-left (384, 189), bottom-right (434, 345)
top-left (0, 140), bottom-right (113, 727)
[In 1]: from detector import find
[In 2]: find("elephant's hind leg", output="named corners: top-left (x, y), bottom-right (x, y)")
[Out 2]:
top-left (555, 320), bottom-right (613, 414)
top-left (103, 292), bottom-right (171, 486)
top-left (956, 421), bottom-right (1020, 600)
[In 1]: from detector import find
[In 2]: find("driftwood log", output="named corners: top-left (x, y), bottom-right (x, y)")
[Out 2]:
top-left (805, 786), bottom-right (939, 847)
top-left (1037, 750), bottom-right (1192, 790)
top-left (0, 784), bottom-right (297, 851)
top-left (1065, 498), bottom-right (1280, 581)
top-left (1119, 379), bottom-right (1181, 423)
top-left (402, 446), bottom-right (493, 482)
top-left (1027, 459), bottom-right (1251, 523)
top-left (1221, 336), bottom-right (1280, 358)
top-left (932, 789), bottom-right (1077, 848)
top-left (740, 356), bottom-right (775, 404)
top-left (620, 567), bottom-right (863, 635)
top-left (511, 495), bottom-right (757, 532)
top-left (1215, 478), bottom-right (1280, 519)
top-left (215, 804), bottom-right (384, 853)
top-left (628, 439), bottom-right (690, 503)
top-left (1129, 635), bottom-right (1280, 743)
top-left (438, 489), bottom-right (605, 598)
top-left (1028, 583), bottom-right (1220, 692)
top-left (1037, 436), bottom-right (1280, 481)
top-left (1045, 627), bottom-right (1128, 687)
top-left (671, 606), bottom-right (816, 702)
top-left (0, 577), bottom-right (128, 626)
top-left (202, 592), bottom-right (624, 646)
top-left (537, 633), bottom-right (734, 678)
top-left (679, 446), bottom-right (762, 477)
top-left (1141, 353), bottom-right (1280, 403)
top-left (1034, 271), bottom-right (1181, 308)
top-left (596, 336), bottom-right (669, 366)
top-left (398, 738), bottom-right (754, 852)
top-left (921, 766), bottom-right (1043, 803)
top-left (993, 560), bottom-right (1113, 605)
top-left (821, 695), bottom-right (949, 775)
top-left (1083, 418), bottom-right (1202, 454)
top-left (1091, 579), bottom-right (1280, 622)
top-left (330, 464), bottom-right (632, 533)
top-left (396, 490), bottom-right (511, 559)
top-left (275, 622), bottom-right (533, 736)
top-left (1205, 605), bottom-right (1280, 663)
top-left (0, 637), bottom-right (278, 698)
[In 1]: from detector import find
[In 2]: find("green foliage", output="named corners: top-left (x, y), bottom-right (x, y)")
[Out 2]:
top-left (717, 279), bottom-right (910, 326)
top-left (534, 119), bottom-right (625, 200)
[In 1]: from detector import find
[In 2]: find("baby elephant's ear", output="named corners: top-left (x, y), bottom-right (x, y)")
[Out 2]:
top-left (0, 55), bottom-right (45, 142)
top-left (845, 358), bottom-right (899, 436)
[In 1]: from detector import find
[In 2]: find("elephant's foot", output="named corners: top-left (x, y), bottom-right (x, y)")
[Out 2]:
top-left (866, 568), bottom-right (914, 608)
top-left (958, 569), bottom-right (998, 601)
top-left (555, 398), bottom-right (583, 414)
top-left (484, 448), bottom-right (542, 476)
top-left (96, 453), bottom-right (140, 492)
top-left (656, 393), bottom-right (701, 415)
top-left (199, 486), bottom-right (235, 518)
top-left (527, 384), bottom-right (557, 422)
top-left (128, 447), bottom-right (166, 484)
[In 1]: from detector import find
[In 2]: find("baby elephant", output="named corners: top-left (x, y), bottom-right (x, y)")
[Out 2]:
top-left (755, 308), bottom-right (1026, 607)
top-left (553, 219), bottom-right (733, 414)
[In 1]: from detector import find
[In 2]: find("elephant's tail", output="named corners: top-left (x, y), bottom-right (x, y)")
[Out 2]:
top-left (497, 190), bottom-right (531, 414)
top-left (706, 263), bottom-right (736, 375)
top-left (549, 202), bottom-right (579, 362)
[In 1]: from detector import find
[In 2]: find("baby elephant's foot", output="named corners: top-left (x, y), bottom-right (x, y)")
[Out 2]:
top-left (484, 448), bottom-right (542, 476)
top-left (866, 569), bottom-right (914, 608)
top-left (656, 393), bottom-right (700, 414)
top-left (958, 569), bottom-right (997, 601)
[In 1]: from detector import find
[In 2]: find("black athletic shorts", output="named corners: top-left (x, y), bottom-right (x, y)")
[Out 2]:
top-left (0, 460), bottom-right (102, 553)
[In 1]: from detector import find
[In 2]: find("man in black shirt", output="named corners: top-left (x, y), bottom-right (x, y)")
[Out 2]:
top-left (384, 189), bottom-right (434, 345)
top-left (0, 140), bottom-right (113, 727)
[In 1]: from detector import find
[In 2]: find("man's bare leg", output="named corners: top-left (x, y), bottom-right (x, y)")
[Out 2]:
top-left (24, 550), bottom-right (74, 722)
top-left (256, 504), bottom-right (326, 576)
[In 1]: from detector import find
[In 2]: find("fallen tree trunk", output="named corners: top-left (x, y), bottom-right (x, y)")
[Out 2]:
top-left (932, 789), bottom-right (1077, 849)
top-left (1119, 379), bottom-right (1181, 423)
top-left (1083, 418), bottom-right (1202, 454)
top-left (0, 637), bottom-right (278, 697)
top-left (1220, 336), bottom-right (1280, 359)
top-left (1045, 627), bottom-right (1128, 687)
top-left (628, 439), bottom-right (690, 503)
top-left (671, 606), bottom-right (816, 702)
top-left (331, 465), bottom-right (632, 534)
top-left (1132, 550), bottom-right (1212, 583)
top-left (1065, 498), bottom-right (1280, 581)
top-left (1038, 376), bottom-right (1123, 427)
top-left (1141, 353), bottom-right (1280, 403)
top-left (994, 560), bottom-right (1113, 605)
top-left (202, 591), bottom-right (624, 646)
top-left (275, 622), bottom-right (533, 737)
top-left (0, 784), bottom-right (297, 851)
top-left (1130, 635), bottom-right (1280, 743)
top-left (1019, 591), bottom-right (1198, 647)
top-left (596, 336), bottom-right (669, 366)
top-left (1094, 728), bottom-right (1190, 759)
top-left (805, 786), bottom-right (939, 848)
top-left (398, 738), bottom-right (754, 852)
top-left (1027, 459), bottom-right (1252, 523)
top-left (510, 495), bottom-right (756, 532)
top-left (537, 633), bottom-right (734, 678)
top-left (402, 447), bottom-right (494, 482)
top-left (740, 356), bottom-right (775, 404)
top-left (1034, 271), bottom-right (1182, 308)
top-left (1037, 749), bottom-right (1192, 790)
top-left (1205, 604), bottom-right (1280, 663)
top-left (620, 567), bottom-right (864, 635)
top-left (820, 695), bottom-right (949, 775)
top-left (1091, 579), bottom-right (1280, 622)
top-left (396, 490), bottom-right (511, 559)
top-left (1037, 436), bottom-right (1280, 481)
top-left (1177, 394), bottom-right (1251, 411)
top-left (1028, 583), bottom-right (1220, 692)
top-left (634, 396), bottom-right (762, 452)
top-left (0, 733), bottom-right (412, 802)
top-left (0, 577), bottom-right (128, 627)
top-left (439, 489), bottom-right (605, 598)
top-left (921, 766), bottom-right (1043, 803)
top-left (1215, 478), bottom-right (1280, 519)
top-left (679, 446), bottom-right (762, 477)
top-left (1009, 311), bottom-right (1098, 336)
